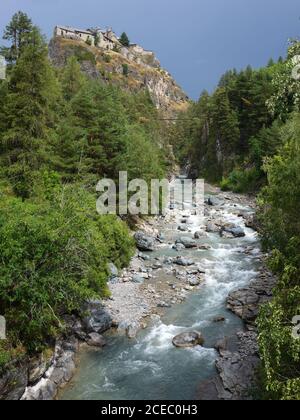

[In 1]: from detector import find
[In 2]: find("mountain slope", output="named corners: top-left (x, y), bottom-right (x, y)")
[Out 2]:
top-left (49, 37), bottom-right (189, 116)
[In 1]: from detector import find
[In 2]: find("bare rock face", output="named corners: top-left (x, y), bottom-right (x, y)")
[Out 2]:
top-left (0, 363), bottom-right (28, 400)
top-left (172, 331), bottom-right (204, 348)
top-left (197, 332), bottom-right (260, 401)
top-left (227, 271), bottom-right (276, 325)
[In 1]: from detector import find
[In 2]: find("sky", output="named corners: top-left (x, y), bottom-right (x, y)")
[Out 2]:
top-left (1, 0), bottom-right (300, 99)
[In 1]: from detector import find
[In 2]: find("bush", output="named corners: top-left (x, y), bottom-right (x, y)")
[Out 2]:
top-left (221, 167), bottom-right (262, 193)
top-left (122, 64), bottom-right (129, 77)
top-left (0, 184), bottom-right (134, 352)
top-left (103, 54), bottom-right (111, 63)
top-left (220, 177), bottom-right (231, 191)
top-left (69, 45), bottom-right (96, 65)
top-left (257, 125), bottom-right (300, 400)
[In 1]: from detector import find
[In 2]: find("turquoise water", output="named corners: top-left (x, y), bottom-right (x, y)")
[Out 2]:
top-left (60, 190), bottom-right (260, 400)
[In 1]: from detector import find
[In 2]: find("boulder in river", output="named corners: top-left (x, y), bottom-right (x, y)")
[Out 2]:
top-left (134, 231), bottom-right (155, 251)
top-left (206, 222), bottom-right (221, 234)
top-left (194, 230), bottom-right (207, 239)
top-left (172, 331), bottom-right (204, 348)
top-left (176, 236), bottom-right (198, 248)
top-left (175, 256), bottom-right (194, 267)
top-left (221, 225), bottom-right (246, 238)
top-left (244, 214), bottom-right (260, 231)
top-left (188, 277), bottom-right (201, 286)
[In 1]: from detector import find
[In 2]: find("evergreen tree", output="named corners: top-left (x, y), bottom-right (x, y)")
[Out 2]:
top-left (1, 28), bottom-right (60, 198)
top-left (119, 32), bottom-right (130, 47)
top-left (61, 56), bottom-right (86, 101)
top-left (0, 11), bottom-right (33, 65)
top-left (211, 88), bottom-right (240, 159)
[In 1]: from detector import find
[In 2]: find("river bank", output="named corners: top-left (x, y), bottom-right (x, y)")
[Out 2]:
top-left (16, 183), bottom-right (274, 400)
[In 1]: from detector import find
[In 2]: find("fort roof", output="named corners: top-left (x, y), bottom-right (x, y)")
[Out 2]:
top-left (56, 25), bottom-right (93, 35)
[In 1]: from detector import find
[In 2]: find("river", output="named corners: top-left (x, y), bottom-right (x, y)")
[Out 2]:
top-left (60, 183), bottom-right (261, 400)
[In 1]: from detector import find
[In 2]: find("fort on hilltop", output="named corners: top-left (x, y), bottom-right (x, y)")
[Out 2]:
top-left (54, 25), bottom-right (160, 68)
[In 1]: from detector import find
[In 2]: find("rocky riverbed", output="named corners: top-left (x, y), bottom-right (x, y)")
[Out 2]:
top-left (10, 183), bottom-right (275, 401)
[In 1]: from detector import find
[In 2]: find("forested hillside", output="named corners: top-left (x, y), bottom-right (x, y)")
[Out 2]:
top-left (172, 41), bottom-right (300, 399)
top-left (0, 13), bottom-right (169, 369)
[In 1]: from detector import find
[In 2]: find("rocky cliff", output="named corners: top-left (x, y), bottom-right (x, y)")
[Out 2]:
top-left (49, 37), bottom-right (189, 116)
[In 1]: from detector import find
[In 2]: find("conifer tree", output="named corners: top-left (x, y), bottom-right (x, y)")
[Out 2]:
top-left (120, 32), bottom-right (130, 47)
top-left (61, 56), bottom-right (86, 101)
top-left (0, 11), bottom-right (33, 65)
top-left (1, 28), bottom-right (60, 198)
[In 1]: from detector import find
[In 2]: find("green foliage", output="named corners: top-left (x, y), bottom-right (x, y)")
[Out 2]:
top-left (94, 33), bottom-right (100, 47)
top-left (0, 12), bottom-right (167, 364)
top-left (60, 56), bottom-right (86, 101)
top-left (220, 167), bottom-right (262, 193)
top-left (69, 44), bottom-right (96, 65)
top-left (103, 53), bottom-right (111, 63)
top-left (0, 183), bottom-right (134, 352)
top-left (172, 40), bottom-right (300, 400)
top-left (122, 63), bottom-right (129, 77)
top-left (0, 11), bottom-right (33, 65)
top-left (267, 40), bottom-right (300, 120)
top-left (0, 27), bottom-right (61, 199)
top-left (119, 32), bottom-right (130, 47)
top-left (256, 114), bottom-right (300, 400)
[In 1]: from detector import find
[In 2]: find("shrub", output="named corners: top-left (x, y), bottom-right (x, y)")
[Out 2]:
top-left (220, 177), bottom-right (231, 191)
top-left (122, 63), bottom-right (129, 77)
top-left (221, 167), bottom-right (262, 193)
top-left (0, 184), bottom-right (134, 352)
top-left (70, 45), bottom-right (96, 65)
top-left (103, 54), bottom-right (111, 63)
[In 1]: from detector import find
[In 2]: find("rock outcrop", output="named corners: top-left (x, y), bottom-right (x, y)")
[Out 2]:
top-left (197, 267), bottom-right (276, 400)
top-left (48, 37), bottom-right (189, 116)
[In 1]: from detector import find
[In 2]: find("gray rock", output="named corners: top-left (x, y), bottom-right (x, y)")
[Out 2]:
top-left (206, 197), bottom-right (221, 206)
top-left (0, 364), bottom-right (28, 400)
top-left (178, 225), bottom-right (188, 232)
top-left (213, 316), bottom-right (226, 323)
top-left (172, 331), bottom-right (204, 348)
top-left (188, 277), bottom-right (201, 286)
top-left (221, 226), bottom-right (245, 238)
top-left (131, 275), bottom-right (145, 284)
top-left (86, 333), bottom-right (106, 348)
top-left (206, 222), bottom-right (221, 233)
top-left (108, 262), bottom-right (119, 279)
top-left (194, 231), bottom-right (207, 239)
top-left (83, 300), bottom-right (113, 334)
top-left (244, 215), bottom-right (260, 231)
top-left (134, 231), bottom-right (155, 251)
top-left (175, 256), bottom-right (194, 267)
top-left (176, 236), bottom-right (198, 248)
top-left (172, 243), bottom-right (185, 252)
top-left (28, 352), bottom-right (53, 385)
top-left (157, 302), bottom-right (171, 308)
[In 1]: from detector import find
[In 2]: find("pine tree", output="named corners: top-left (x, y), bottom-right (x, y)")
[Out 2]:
top-left (119, 32), bottom-right (130, 47)
top-left (0, 11), bottom-right (33, 65)
top-left (211, 87), bottom-right (240, 157)
top-left (1, 28), bottom-right (60, 198)
top-left (61, 56), bottom-right (86, 101)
